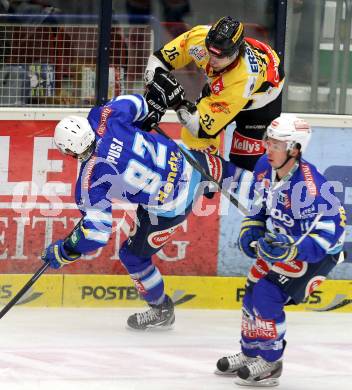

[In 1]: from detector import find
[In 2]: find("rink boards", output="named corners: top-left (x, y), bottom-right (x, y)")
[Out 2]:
top-left (0, 274), bottom-right (351, 312)
top-left (0, 113), bottom-right (351, 313)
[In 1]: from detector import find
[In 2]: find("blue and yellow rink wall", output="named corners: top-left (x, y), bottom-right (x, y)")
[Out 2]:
top-left (1, 275), bottom-right (351, 312)
top-left (0, 114), bottom-right (351, 313)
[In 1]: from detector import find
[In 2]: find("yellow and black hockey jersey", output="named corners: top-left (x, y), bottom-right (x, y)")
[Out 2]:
top-left (155, 25), bottom-right (285, 153)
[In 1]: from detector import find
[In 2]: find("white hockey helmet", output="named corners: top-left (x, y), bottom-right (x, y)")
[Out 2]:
top-left (54, 115), bottom-right (95, 160)
top-left (265, 114), bottom-right (312, 153)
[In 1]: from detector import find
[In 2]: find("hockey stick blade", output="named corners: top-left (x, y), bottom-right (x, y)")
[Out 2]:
top-left (152, 124), bottom-right (250, 216)
top-left (0, 262), bottom-right (50, 320)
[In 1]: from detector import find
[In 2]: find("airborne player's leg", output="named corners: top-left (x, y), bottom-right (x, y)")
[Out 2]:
top-left (119, 205), bottom-right (188, 330)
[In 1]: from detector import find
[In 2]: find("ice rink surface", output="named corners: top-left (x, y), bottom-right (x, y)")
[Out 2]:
top-left (0, 307), bottom-right (351, 390)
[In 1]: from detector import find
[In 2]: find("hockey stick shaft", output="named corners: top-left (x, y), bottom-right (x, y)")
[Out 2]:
top-left (262, 211), bottom-right (324, 248)
top-left (293, 212), bottom-right (323, 246)
top-left (152, 124), bottom-right (250, 215)
top-left (0, 262), bottom-right (50, 319)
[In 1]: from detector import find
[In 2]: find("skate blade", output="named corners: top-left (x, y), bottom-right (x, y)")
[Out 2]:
top-left (235, 377), bottom-right (280, 387)
top-left (125, 321), bottom-right (175, 332)
top-left (214, 369), bottom-right (238, 377)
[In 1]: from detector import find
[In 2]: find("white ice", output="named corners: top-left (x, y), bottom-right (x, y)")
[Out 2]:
top-left (0, 308), bottom-right (351, 390)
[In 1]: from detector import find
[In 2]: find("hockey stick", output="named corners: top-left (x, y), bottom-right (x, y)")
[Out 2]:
top-left (252, 211), bottom-right (324, 250)
top-left (152, 124), bottom-right (250, 216)
top-left (272, 211), bottom-right (324, 248)
top-left (293, 212), bottom-right (324, 246)
top-left (0, 262), bottom-right (50, 319)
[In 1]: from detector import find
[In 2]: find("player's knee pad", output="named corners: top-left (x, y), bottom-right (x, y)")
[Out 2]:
top-left (252, 278), bottom-right (288, 319)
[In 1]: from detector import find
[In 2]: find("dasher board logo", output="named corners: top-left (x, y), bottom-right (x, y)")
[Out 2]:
top-left (236, 286), bottom-right (352, 312)
top-left (80, 284), bottom-right (195, 305)
top-left (0, 285), bottom-right (42, 305)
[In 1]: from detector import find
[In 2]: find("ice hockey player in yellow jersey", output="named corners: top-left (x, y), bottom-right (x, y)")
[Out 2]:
top-left (145, 16), bottom-right (285, 172)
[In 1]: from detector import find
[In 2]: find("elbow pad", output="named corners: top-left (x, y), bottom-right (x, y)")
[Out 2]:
top-left (176, 100), bottom-right (200, 137)
top-left (144, 54), bottom-right (170, 85)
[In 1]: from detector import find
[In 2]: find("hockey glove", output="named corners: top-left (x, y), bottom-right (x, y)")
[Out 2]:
top-left (140, 108), bottom-right (164, 132)
top-left (257, 232), bottom-right (298, 263)
top-left (238, 217), bottom-right (266, 258)
top-left (147, 67), bottom-right (185, 108)
top-left (41, 239), bottom-right (81, 269)
top-left (142, 68), bottom-right (184, 131)
top-left (176, 100), bottom-right (200, 137)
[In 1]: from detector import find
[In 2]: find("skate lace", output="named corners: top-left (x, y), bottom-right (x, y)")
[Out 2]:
top-left (227, 353), bottom-right (249, 369)
top-left (136, 307), bottom-right (159, 325)
top-left (246, 358), bottom-right (272, 377)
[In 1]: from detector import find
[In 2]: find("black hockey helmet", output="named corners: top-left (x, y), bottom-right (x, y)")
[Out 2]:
top-left (205, 16), bottom-right (244, 58)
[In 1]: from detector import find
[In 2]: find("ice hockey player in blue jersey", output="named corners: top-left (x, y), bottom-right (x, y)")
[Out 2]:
top-left (41, 71), bottom-right (242, 331)
top-left (215, 114), bottom-right (346, 386)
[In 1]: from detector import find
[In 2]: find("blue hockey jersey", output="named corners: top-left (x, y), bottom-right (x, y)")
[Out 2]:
top-left (67, 94), bottom-right (237, 254)
top-left (248, 155), bottom-right (346, 263)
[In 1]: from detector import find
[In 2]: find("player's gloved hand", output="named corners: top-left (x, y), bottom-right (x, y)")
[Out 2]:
top-left (238, 217), bottom-right (266, 258)
top-left (257, 232), bottom-right (298, 263)
top-left (147, 67), bottom-right (185, 108)
top-left (142, 68), bottom-right (184, 131)
top-left (140, 107), bottom-right (164, 132)
top-left (41, 239), bottom-right (81, 269)
top-left (176, 100), bottom-right (200, 137)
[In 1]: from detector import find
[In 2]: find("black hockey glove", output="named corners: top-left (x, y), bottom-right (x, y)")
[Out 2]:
top-left (149, 67), bottom-right (185, 108)
top-left (141, 86), bottom-right (167, 131)
top-left (141, 68), bottom-right (185, 131)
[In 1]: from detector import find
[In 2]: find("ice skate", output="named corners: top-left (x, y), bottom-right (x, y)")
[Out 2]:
top-left (127, 295), bottom-right (175, 331)
top-left (235, 357), bottom-right (282, 387)
top-left (215, 352), bottom-right (257, 376)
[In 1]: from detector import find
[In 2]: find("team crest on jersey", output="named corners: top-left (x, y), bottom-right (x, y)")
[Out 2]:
top-left (189, 45), bottom-right (207, 61)
top-left (210, 77), bottom-right (224, 95)
top-left (209, 102), bottom-right (230, 114)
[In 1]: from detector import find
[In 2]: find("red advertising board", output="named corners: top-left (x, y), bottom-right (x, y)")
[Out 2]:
top-left (0, 121), bottom-right (220, 275)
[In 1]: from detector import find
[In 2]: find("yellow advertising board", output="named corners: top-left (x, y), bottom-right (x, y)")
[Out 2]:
top-left (1, 274), bottom-right (351, 312)
top-left (0, 274), bottom-right (63, 307)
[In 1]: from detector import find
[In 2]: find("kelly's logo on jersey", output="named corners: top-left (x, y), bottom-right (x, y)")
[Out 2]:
top-left (231, 133), bottom-right (265, 156)
top-left (209, 102), bottom-right (230, 114)
top-left (210, 78), bottom-right (224, 95)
